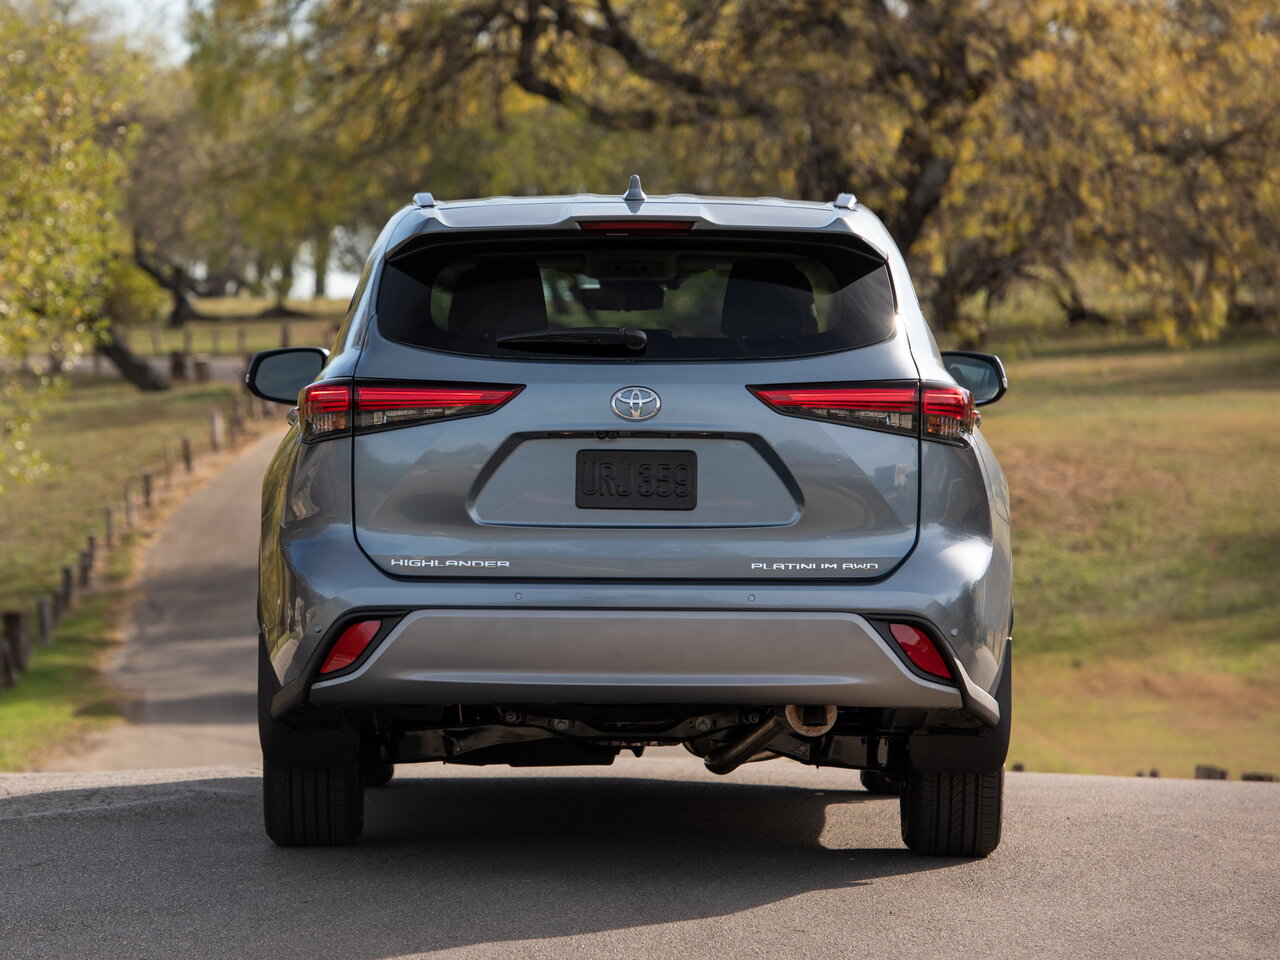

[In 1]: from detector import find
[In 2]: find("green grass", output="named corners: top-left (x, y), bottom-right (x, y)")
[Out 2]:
top-left (0, 538), bottom-right (134, 770)
top-left (982, 334), bottom-right (1280, 777)
top-left (0, 376), bottom-right (254, 769)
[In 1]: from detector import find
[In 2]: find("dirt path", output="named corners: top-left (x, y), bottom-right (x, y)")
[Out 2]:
top-left (42, 431), bottom-right (280, 771)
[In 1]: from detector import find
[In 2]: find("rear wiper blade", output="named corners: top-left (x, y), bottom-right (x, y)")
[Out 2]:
top-left (496, 327), bottom-right (647, 354)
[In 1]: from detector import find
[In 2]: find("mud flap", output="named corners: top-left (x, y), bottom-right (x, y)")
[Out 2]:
top-left (258, 638), bottom-right (360, 766)
top-left (908, 644), bottom-right (1012, 774)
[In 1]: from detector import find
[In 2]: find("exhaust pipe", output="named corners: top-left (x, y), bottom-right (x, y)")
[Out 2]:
top-left (703, 705), bottom-right (838, 776)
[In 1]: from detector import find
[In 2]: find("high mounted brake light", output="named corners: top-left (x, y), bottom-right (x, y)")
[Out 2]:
top-left (577, 220), bottom-right (696, 235)
top-left (749, 382), bottom-right (976, 444)
top-left (299, 382), bottom-right (523, 442)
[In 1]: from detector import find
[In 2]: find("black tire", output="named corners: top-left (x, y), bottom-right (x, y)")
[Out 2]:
top-left (363, 762), bottom-right (394, 788)
top-left (860, 769), bottom-right (901, 795)
top-left (263, 761), bottom-right (365, 846)
top-left (900, 767), bottom-right (1003, 857)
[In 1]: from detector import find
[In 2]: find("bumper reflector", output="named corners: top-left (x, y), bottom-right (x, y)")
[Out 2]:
top-left (889, 623), bottom-right (952, 680)
top-left (320, 620), bottom-right (381, 674)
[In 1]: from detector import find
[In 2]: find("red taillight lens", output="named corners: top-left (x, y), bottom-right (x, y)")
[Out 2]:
top-left (319, 620), bottom-right (381, 674)
top-left (577, 220), bottom-right (696, 235)
top-left (922, 386), bottom-right (976, 442)
top-left (300, 382), bottom-right (522, 442)
top-left (300, 383), bottom-right (351, 442)
top-left (354, 385), bottom-right (522, 432)
top-left (750, 382), bottom-right (978, 443)
top-left (749, 386), bottom-right (918, 435)
top-left (889, 623), bottom-right (952, 680)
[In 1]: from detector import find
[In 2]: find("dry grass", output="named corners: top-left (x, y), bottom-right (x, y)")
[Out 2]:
top-left (982, 333), bottom-right (1280, 777)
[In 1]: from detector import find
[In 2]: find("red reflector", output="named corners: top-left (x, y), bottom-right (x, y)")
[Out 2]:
top-left (922, 385), bottom-right (976, 442)
top-left (320, 620), bottom-right (381, 674)
top-left (300, 383), bottom-right (351, 441)
top-left (889, 623), bottom-right (952, 680)
top-left (577, 220), bottom-right (695, 234)
top-left (750, 386), bottom-right (917, 435)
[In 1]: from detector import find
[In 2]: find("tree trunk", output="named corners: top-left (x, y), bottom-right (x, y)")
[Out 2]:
top-left (97, 326), bottom-right (170, 391)
top-left (312, 229), bottom-right (331, 300)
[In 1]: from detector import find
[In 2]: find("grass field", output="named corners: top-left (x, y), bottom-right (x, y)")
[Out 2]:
top-left (983, 333), bottom-right (1280, 777)
top-left (0, 377), bottom-right (256, 769)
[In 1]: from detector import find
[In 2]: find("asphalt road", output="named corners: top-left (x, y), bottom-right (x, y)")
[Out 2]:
top-left (10, 415), bottom-right (1280, 959)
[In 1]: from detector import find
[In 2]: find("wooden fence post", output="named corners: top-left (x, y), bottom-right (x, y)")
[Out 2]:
top-left (105, 507), bottom-right (115, 548)
top-left (5, 611), bottom-right (32, 677)
top-left (210, 410), bottom-right (225, 451)
top-left (194, 358), bottom-right (212, 383)
top-left (61, 565), bottom-right (75, 609)
top-left (142, 472), bottom-right (154, 509)
top-left (77, 550), bottom-right (91, 588)
top-left (236, 326), bottom-right (247, 355)
top-left (123, 484), bottom-right (136, 527)
top-left (170, 350), bottom-right (189, 381)
top-left (36, 596), bottom-right (53, 646)
top-left (181, 435), bottom-right (194, 474)
top-left (280, 323), bottom-right (291, 348)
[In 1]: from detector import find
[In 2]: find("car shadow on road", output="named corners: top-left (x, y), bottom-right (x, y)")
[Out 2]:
top-left (0, 770), bottom-right (972, 959)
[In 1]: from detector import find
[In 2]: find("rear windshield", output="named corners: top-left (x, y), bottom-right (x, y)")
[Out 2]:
top-left (377, 234), bottom-right (896, 360)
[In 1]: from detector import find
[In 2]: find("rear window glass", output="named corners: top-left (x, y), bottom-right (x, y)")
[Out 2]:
top-left (377, 235), bottom-right (896, 360)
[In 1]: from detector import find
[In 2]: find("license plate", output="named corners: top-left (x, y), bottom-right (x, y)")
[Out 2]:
top-left (576, 450), bottom-right (697, 510)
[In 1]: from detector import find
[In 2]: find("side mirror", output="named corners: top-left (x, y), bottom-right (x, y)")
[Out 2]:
top-left (246, 347), bottom-right (329, 405)
top-left (940, 351), bottom-right (1008, 406)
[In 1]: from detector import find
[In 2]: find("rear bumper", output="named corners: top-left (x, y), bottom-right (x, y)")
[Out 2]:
top-left (307, 608), bottom-right (969, 714)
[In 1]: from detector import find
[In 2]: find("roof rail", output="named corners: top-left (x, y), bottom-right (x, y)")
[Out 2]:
top-left (833, 192), bottom-right (857, 210)
top-left (412, 192), bottom-right (436, 208)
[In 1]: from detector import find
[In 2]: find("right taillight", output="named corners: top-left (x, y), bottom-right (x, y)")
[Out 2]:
top-left (299, 381), bottom-right (523, 442)
top-left (748, 386), bottom-right (918, 436)
top-left (922, 385), bottom-right (977, 443)
top-left (749, 381), bottom-right (976, 444)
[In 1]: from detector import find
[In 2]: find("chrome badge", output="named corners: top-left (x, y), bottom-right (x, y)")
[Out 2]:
top-left (610, 386), bottom-right (661, 422)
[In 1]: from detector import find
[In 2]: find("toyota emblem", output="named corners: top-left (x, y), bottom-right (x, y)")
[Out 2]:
top-left (610, 386), bottom-right (661, 421)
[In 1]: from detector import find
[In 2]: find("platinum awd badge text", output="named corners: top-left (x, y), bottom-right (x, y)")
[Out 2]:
top-left (751, 561), bottom-right (880, 571)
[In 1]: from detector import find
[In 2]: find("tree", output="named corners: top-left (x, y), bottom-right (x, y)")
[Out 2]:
top-left (0, 0), bottom-right (146, 484)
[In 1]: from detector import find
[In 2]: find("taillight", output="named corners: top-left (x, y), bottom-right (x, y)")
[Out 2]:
top-left (889, 623), bottom-right (952, 680)
top-left (577, 220), bottom-right (696, 235)
top-left (749, 386), bottom-right (918, 436)
top-left (354, 385), bottom-right (522, 432)
top-left (319, 620), bottom-right (381, 674)
top-left (299, 382), bottom-right (523, 442)
top-left (922, 386), bottom-right (977, 442)
top-left (300, 383), bottom-right (351, 442)
top-left (749, 381), bottom-right (977, 444)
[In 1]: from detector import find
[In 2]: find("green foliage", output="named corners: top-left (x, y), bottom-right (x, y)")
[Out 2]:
top-left (0, 1), bottom-right (136, 485)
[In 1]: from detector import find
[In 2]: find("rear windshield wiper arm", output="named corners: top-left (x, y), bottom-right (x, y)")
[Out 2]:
top-left (496, 327), bottom-right (647, 354)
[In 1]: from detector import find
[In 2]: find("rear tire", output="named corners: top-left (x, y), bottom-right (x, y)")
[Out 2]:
top-left (263, 761), bottom-right (364, 846)
top-left (900, 767), bottom-right (1003, 857)
top-left (860, 769), bottom-right (901, 795)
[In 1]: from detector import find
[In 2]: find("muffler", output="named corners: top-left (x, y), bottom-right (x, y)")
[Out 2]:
top-left (703, 705), bottom-right (838, 775)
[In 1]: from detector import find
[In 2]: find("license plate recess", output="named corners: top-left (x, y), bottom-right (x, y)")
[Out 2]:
top-left (575, 449), bottom-right (697, 510)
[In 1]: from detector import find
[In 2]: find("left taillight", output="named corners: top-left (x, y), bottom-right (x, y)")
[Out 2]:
top-left (299, 382), bottom-right (523, 442)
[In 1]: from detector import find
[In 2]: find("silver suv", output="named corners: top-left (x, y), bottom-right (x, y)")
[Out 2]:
top-left (247, 178), bottom-right (1013, 856)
